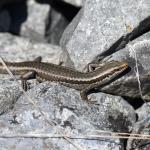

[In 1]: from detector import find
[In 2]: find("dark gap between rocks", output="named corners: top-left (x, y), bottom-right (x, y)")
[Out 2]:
top-left (5, 1), bottom-right (27, 35)
top-left (3, 0), bottom-right (80, 45)
top-left (122, 96), bottom-right (144, 110)
top-left (36, 0), bottom-right (80, 21)
top-left (36, 0), bottom-right (80, 45)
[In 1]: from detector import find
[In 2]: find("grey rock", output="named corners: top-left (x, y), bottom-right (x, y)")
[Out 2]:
top-left (0, 32), bottom-right (71, 114)
top-left (127, 103), bottom-right (150, 149)
top-left (20, 0), bottom-right (50, 42)
top-left (101, 35), bottom-right (150, 100)
top-left (0, 9), bottom-right (10, 32)
top-left (0, 138), bottom-right (59, 150)
top-left (0, 80), bottom-right (21, 114)
top-left (0, 82), bottom-right (136, 149)
top-left (60, 0), bottom-right (150, 101)
top-left (0, 33), bottom-right (71, 67)
top-left (127, 117), bottom-right (150, 150)
top-left (136, 102), bottom-right (150, 122)
top-left (60, 0), bottom-right (150, 70)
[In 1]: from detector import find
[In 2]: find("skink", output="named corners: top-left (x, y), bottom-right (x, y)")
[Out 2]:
top-left (0, 57), bottom-right (129, 101)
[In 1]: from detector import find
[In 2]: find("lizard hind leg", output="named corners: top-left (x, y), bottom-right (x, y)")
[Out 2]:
top-left (80, 81), bottom-right (103, 104)
top-left (80, 90), bottom-right (89, 101)
top-left (80, 90), bottom-right (98, 105)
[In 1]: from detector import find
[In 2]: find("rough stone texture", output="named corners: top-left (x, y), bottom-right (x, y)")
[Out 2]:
top-left (127, 117), bottom-right (150, 150)
top-left (0, 82), bottom-right (136, 149)
top-left (0, 1), bottom-right (148, 149)
top-left (20, 0), bottom-right (50, 42)
top-left (136, 102), bottom-right (150, 122)
top-left (127, 118), bottom-right (150, 150)
top-left (0, 33), bottom-right (72, 67)
top-left (126, 103), bottom-right (150, 149)
top-left (60, 0), bottom-right (150, 70)
top-left (60, 0), bottom-right (150, 101)
top-left (0, 9), bottom-right (10, 32)
top-left (0, 80), bottom-right (21, 114)
top-left (0, 32), bottom-right (71, 114)
top-left (101, 35), bottom-right (150, 100)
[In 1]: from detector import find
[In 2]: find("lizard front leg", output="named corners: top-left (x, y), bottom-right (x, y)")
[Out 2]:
top-left (20, 56), bottom-right (42, 90)
top-left (84, 56), bottom-right (113, 72)
top-left (21, 71), bottom-right (36, 91)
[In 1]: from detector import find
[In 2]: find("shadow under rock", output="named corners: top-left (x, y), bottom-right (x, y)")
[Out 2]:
top-left (36, 0), bottom-right (80, 21)
top-left (5, 1), bottom-right (27, 35)
top-left (36, 0), bottom-right (80, 45)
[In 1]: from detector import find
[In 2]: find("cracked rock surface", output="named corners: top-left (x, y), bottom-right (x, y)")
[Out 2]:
top-left (0, 82), bottom-right (136, 150)
top-left (0, 0), bottom-right (149, 149)
top-left (127, 103), bottom-right (150, 150)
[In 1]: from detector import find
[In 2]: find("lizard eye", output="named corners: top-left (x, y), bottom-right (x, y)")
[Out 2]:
top-left (116, 68), bottom-right (121, 72)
